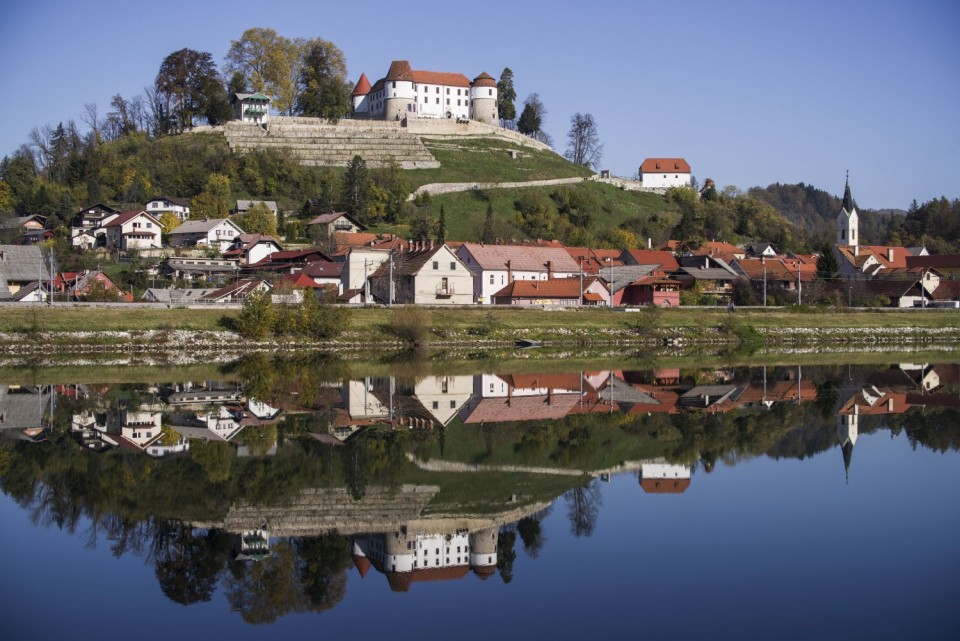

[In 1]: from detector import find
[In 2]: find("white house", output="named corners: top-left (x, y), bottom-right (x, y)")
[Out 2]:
top-left (169, 218), bottom-right (245, 252)
top-left (103, 211), bottom-right (162, 251)
top-left (351, 60), bottom-right (498, 124)
top-left (456, 243), bottom-right (581, 304)
top-left (341, 246), bottom-right (393, 299)
top-left (234, 92), bottom-right (271, 124)
top-left (370, 243), bottom-right (473, 305)
top-left (639, 158), bottom-right (692, 189)
top-left (145, 196), bottom-right (191, 222)
top-left (413, 375), bottom-right (474, 426)
top-left (223, 233), bottom-right (282, 265)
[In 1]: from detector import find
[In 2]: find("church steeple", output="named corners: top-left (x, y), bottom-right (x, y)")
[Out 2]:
top-left (842, 170), bottom-right (855, 214)
top-left (837, 171), bottom-right (859, 249)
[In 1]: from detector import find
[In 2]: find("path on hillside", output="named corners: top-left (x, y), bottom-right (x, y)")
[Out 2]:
top-left (408, 175), bottom-right (658, 200)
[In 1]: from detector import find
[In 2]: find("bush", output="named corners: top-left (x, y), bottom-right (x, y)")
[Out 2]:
top-left (383, 306), bottom-right (432, 346)
top-left (624, 305), bottom-right (662, 335)
top-left (299, 292), bottom-right (351, 340)
top-left (234, 290), bottom-right (276, 340)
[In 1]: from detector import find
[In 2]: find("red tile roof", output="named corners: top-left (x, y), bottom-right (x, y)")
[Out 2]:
top-left (621, 249), bottom-right (680, 271)
top-left (473, 72), bottom-right (496, 87)
top-left (352, 73), bottom-right (371, 96)
top-left (906, 254), bottom-right (960, 270)
top-left (640, 158), bottom-right (691, 173)
top-left (460, 243), bottom-right (580, 272)
top-left (103, 210), bottom-right (153, 227)
top-left (640, 478), bottom-right (691, 494)
top-left (493, 277), bottom-right (596, 300)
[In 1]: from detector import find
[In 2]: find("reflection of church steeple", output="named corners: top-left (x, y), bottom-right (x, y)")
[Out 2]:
top-left (837, 413), bottom-right (859, 484)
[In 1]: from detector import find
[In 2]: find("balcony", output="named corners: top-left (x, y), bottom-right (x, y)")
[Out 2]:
top-left (436, 284), bottom-right (454, 297)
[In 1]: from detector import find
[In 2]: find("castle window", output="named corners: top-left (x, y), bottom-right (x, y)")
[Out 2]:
top-left (436, 87), bottom-right (439, 93)
top-left (446, 99), bottom-right (450, 105)
top-left (436, 97), bottom-right (440, 104)
top-left (489, 89), bottom-right (493, 96)
top-left (457, 99), bottom-right (461, 106)
top-left (424, 96), bottom-right (428, 103)
top-left (446, 88), bottom-right (450, 94)
top-left (392, 81), bottom-right (396, 88)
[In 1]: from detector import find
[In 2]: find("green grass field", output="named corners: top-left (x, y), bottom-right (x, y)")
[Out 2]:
top-left (3, 304), bottom-right (958, 338)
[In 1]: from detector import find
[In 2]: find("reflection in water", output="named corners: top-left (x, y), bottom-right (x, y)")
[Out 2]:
top-left (1, 359), bottom-right (959, 626)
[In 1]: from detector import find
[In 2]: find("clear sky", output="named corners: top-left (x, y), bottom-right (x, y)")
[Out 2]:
top-left (1, 0), bottom-right (957, 210)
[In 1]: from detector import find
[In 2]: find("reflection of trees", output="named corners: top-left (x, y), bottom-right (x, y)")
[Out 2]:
top-left (295, 536), bottom-right (350, 612)
top-left (517, 509), bottom-right (550, 559)
top-left (224, 535), bottom-right (350, 624)
top-left (889, 410), bottom-right (960, 453)
top-left (496, 530), bottom-right (517, 584)
top-left (152, 522), bottom-right (231, 605)
top-left (565, 482), bottom-right (602, 538)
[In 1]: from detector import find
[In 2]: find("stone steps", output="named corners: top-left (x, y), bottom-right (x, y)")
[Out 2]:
top-left (218, 485), bottom-right (440, 536)
top-left (223, 119), bottom-right (440, 169)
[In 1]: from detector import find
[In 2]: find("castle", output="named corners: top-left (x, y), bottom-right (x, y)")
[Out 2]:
top-left (350, 60), bottom-right (498, 124)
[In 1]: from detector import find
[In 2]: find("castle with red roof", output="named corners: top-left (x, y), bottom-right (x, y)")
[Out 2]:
top-left (350, 60), bottom-right (498, 124)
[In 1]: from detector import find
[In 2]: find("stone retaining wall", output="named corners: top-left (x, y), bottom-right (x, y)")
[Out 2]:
top-left (410, 176), bottom-right (588, 199)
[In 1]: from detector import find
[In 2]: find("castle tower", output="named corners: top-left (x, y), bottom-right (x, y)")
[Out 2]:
top-left (837, 172), bottom-right (859, 249)
top-left (469, 527), bottom-right (498, 579)
top-left (383, 61), bottom-right (416, 121)
top-left (470, 72), bottom-right (498, 124)
top-left (351, 73), bottom-right (371, 116)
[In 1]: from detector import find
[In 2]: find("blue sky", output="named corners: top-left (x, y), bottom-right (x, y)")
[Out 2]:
top-left (1, 0), bottom-right (957, 210)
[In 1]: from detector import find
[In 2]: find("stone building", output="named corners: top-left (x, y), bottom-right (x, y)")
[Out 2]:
top-left (351, 60), bottom-right (498, 124)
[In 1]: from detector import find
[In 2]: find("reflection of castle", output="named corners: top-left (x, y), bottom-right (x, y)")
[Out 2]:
top-left (351, 526), bottom-right (498, 592)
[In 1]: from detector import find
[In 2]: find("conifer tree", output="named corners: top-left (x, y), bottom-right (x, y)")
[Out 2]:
top-left (435, 205), bottom-right (446, 245)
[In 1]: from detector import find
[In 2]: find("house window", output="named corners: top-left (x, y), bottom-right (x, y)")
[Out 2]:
top-left (447, 99), bottom-right (450, 105)
top-left (450, 400), bottom-right (456, 408)
top-left (433, 261), bottom-right (439, 270)
top-left (489, 275), bottom-right (494, 284)
top-left (436, 97), bottom-right (439, 104)
top-left (424, 96), bottom-right (428, 103)
top-left (432, 401), bottom-right (439, 409)
top-left (450, 262), bottom-right (456, 270)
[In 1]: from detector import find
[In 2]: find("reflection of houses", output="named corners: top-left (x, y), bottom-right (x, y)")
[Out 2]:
top-left (0, 385), bottom-right (51, 442)
top-left (163, 384), bottom-right (243, 407)
top-left (351, 526), bottom-right (497, 592)
top-left (640, 462), bottom-right (692, 494)
top-left (458, 373), bottom-right (589, 424)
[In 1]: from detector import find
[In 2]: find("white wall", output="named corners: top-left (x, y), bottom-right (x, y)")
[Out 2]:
top-left (641, 172), bottom-right (692, 189)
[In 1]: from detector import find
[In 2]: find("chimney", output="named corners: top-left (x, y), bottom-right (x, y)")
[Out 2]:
top-left (546, 260), bottom-right (552, 278)
top-left (506, 259), bottom-right (512, 283)
top-left (887, 248), bottom-right (894, 263)
top-left (648, 237), bottom-right (652, 249)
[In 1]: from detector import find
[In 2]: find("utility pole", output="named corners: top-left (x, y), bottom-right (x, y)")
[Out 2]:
top-left (763, 265), bottom-right (767, 307)
top-left (797, 267), bottom-right (802, 305)
top-left (48, 249), bottom-right (56, 306)
top-left (579, 260), bottom-right (583, 307)
top-left (388, 252), bottom-right (394, 306)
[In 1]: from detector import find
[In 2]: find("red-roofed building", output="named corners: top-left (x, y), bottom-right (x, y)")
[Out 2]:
top-left (639, 158), bottom-right (692, 189)
top-left (103, 210), bottom-right (162, 251)
top-left (351, 60), bottom-right (498, 124)
top-left (491, 276), bottom-right (609, 306)
top-left (457, 242), bottom-right (581, 304)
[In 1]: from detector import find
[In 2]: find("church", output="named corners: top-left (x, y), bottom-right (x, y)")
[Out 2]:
top-left (350, 60), bottom-right (498, 124)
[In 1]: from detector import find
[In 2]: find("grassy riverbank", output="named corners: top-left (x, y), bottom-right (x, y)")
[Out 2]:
top-left (3, 304), bottom-right (959, 336)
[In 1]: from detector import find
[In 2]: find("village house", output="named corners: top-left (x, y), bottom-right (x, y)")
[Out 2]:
top-left (639, 158), bottom-right (692, 189)
top-left (103, 210), bottom-right (162, 251)
top-left (234, 199), bottom-right (279, 216)
top-left (350, 60), bottom-right (498, 124)
top-left (456, 243), bottom-right (581, 304)
top-left (306, 211), bottom-right (367, 237)
top-left (617, 275), bottom-right (682, 307)
top-left (0, 245), bottom-right (48, 301)
top-left (168, 218), bottom-right (245, 251)
top-left (491, 276), bottom-right (610, 306)
top-left (56, 270), bottom-right (132, 302)
top-left (223, 233), bottom-right (283, 265)
top-left (145, 196), bottom-right (191, 222)
top-left (233, 92), bottom-right (272, 124)
top-left (370, 242), bottom-right (473, 305)
top-left (198, 279), bottom-right (272, 303)
top-left (141, 288), bottom-right (219, 304)
top-left (159, 257), bottom-right (240, 284)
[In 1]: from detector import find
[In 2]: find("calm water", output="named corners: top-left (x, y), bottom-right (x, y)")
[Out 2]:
top-left (1, 358), bottom-right (958, 640)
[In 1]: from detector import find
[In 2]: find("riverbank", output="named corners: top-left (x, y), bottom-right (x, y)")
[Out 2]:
top-left (0, 304), bottom-right (958, 357)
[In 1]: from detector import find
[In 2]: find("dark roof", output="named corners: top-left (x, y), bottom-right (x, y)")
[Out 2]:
top-left (385, 60), bottom-right (414, 81)
top-left (371, 245), bottom-right (448, 277)
top-left (842, 176), bottom-right (855, 213)
top-left (147, 196), bottom-right (191, 208)
top-left (906, 254), bottom-right (960, 270)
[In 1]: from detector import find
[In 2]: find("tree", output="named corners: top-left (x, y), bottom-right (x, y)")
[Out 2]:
top-left (225, 28), bottom-right (298, 115)
top-left (241, 201), bottom-right (277, 236)
top-left (435, 205), bottom-right (446, 245)
top-left (517, 93), bottom-right (545, 136)
top-left (497, 68), bottom-right (517, 126)
top-left (480, 203), bottom-right (497, 243)
top-left (409, 208), bottom-right (434, 241)
top-left (191, 173), bottom-right (232, 219)
top-left (340, 155), bottom-right (371, 223)
top-left (155, 48), bottom-right (224, 132)
top-left (158, 212), bottom-right (181, 235)
top-left (235, 289), bottom-right (275, 339)
top-left (296, 39), bottom-right (350, 120)
top-left (815, 243), bottom-right (840, 283)
top-left (564, 113), bottom-right (603, 169)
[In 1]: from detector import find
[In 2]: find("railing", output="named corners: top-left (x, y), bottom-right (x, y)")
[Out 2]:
top-left (436, 284), bottom-right (454, 296)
